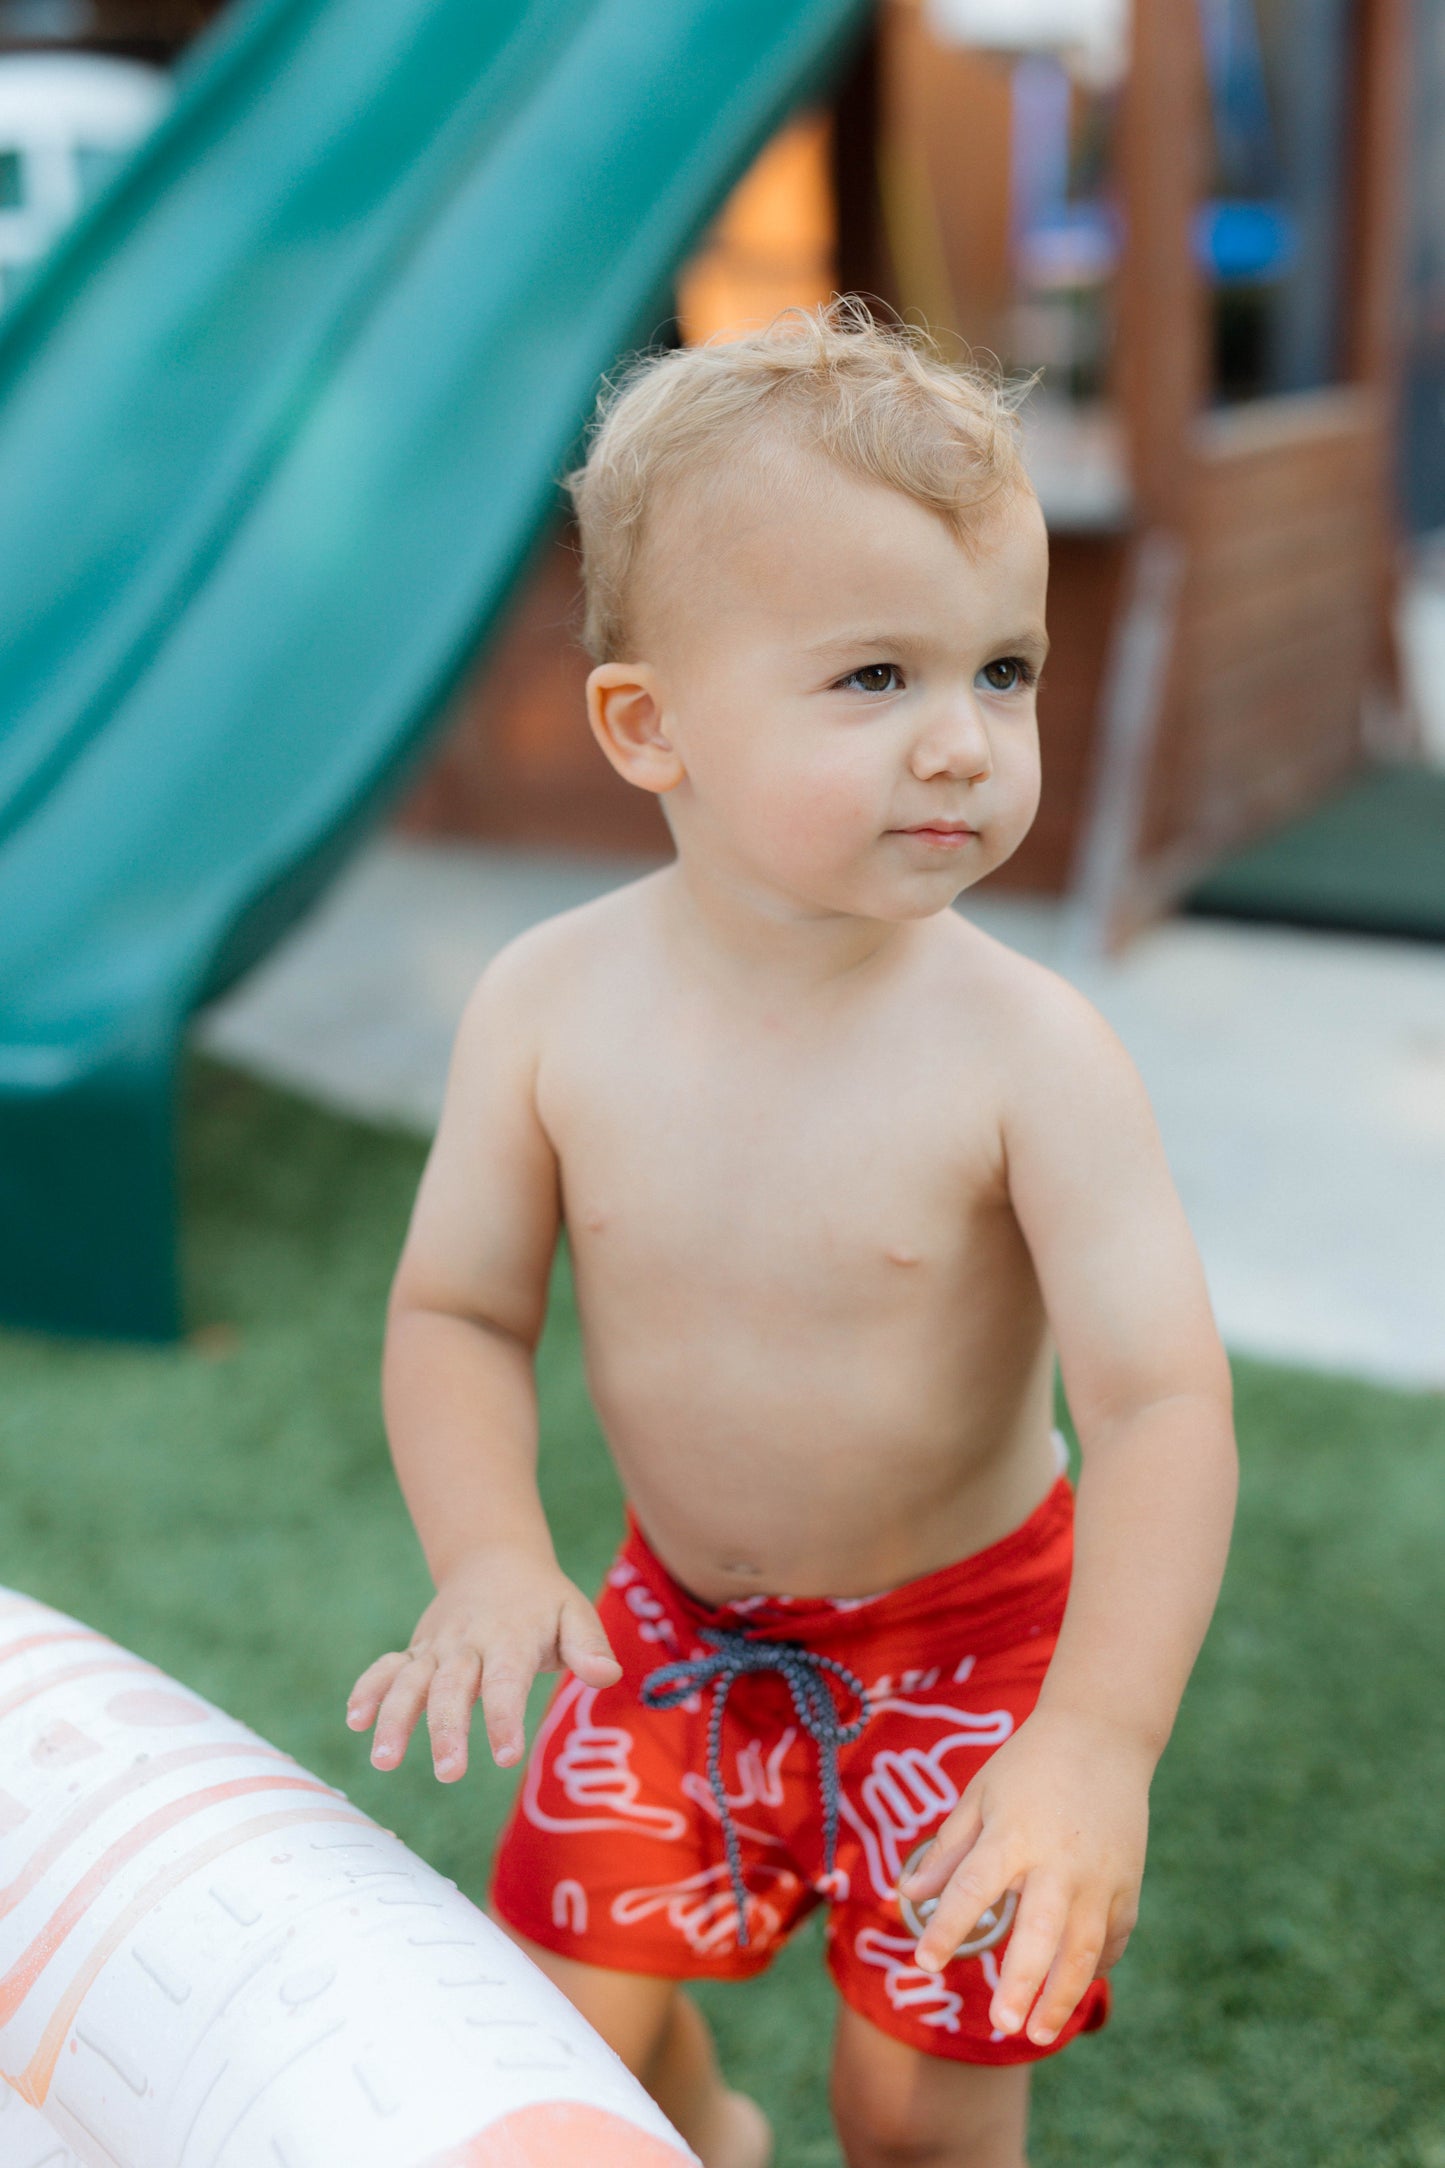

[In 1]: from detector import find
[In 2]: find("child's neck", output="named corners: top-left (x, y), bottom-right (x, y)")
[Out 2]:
top-left (659, 852), bottom-right (928, 1000)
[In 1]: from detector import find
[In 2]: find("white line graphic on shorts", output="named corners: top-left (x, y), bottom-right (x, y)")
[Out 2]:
top-left (679, 1727), bottom-right (797, 1849)
top-left (865, 1668), bottom-right (943, 1698)
top-left (552, 1878), bottom-right (589, 1933)
top-left (522, 1676), bottom-right (688, 1841)
top-left (840, 1697), bottom-right (1014, 1902)
top-left (605, 1559), bottom-right (682, 1650)
top-left (625, 1586), bottom-right (682, 1650)
top-left (854, 1927), bottom-right (965, 2033)
top-left (612, 1862), bottom-right (798, 1957)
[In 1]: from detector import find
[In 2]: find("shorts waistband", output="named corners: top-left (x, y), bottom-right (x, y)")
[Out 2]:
top-left (620, 1465), bottom-right (1076, 1659)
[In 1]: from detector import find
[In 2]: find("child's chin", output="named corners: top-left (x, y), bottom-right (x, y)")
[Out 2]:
top-left (873, 882), bottom-right (974, 924)
top-left (890, 862), bottom-right (994, 918)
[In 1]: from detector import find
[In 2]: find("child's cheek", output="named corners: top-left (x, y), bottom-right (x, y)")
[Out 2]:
top-left (780, 797), bottom-right (870, 878)
top-left (780, 748), bottom-right (880, 849)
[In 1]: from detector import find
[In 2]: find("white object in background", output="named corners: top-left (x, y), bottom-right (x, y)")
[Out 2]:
top-left (1398, 540), bottom-right (1445, 767)
top-left (0, 1586), bottom-right (695, 2167)
top-left (924, 0), bottom-right (1127, 82)
top-left (0, 54), bottom-right (170, 300)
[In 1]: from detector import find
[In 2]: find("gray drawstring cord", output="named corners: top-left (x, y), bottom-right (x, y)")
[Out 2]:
top-left (640, 1627), bottom-right (871, 1949)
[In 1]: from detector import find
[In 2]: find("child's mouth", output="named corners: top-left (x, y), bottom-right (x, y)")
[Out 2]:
top-left (895, 824), bottom-right (977, 848)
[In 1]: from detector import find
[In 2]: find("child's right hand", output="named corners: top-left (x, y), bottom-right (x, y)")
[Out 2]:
top-left (345, 1550), bottom-right (621, 1782)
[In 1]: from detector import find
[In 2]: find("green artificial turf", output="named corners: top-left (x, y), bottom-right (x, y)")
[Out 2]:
top-left (3, 1060), bottom-right (1444, 2165)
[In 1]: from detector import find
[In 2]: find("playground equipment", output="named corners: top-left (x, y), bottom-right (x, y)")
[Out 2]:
top-left (0, 0), bottom-right (869, 1342)
top-left (0, 1583), bottom-right (694, 2166)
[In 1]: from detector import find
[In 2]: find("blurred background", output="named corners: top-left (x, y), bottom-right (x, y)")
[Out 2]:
top-left (0, 4), bottom-right (1442, 2163)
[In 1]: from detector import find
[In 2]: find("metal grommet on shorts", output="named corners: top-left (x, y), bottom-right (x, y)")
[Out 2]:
top-left (897, 1839), bottom-right (1019, 1959)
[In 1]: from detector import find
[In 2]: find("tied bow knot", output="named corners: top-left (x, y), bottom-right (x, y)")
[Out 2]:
top-left (640, 1626), bottom-right (871, 1949)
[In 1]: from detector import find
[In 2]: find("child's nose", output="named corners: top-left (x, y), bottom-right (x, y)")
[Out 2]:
top-left (909, 699), bottom-right (992, 783)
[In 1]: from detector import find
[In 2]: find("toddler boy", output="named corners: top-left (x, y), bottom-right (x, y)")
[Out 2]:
top-left (347, 303), bottom-right (1237, 2168)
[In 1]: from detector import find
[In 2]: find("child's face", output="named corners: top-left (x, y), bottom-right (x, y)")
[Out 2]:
top-left (597, 450), bottom-right (1049, 924)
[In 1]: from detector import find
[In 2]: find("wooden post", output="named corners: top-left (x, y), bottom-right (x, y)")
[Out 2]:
top-left (1343, 0), bottom-right (1412, 397)
top-left (1341, 0), bottom-right (1416, 746)
top-left (830, 9), bottom-right (904, 317)
top-left (1071, 0), bottom-right (1211, 940)
top-left (1112, 0), bottom-right (1211, 526)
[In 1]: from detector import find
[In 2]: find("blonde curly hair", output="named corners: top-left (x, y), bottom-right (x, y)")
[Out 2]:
top-left (567, 298), bottom-right (1034, 663)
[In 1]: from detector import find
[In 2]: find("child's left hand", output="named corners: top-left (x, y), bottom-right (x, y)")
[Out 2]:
top-left (896, 1706), bottom-right (1152, 2046)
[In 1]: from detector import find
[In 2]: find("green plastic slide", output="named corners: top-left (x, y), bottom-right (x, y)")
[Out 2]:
top-left (0, 0), bottom-right (867, 1339)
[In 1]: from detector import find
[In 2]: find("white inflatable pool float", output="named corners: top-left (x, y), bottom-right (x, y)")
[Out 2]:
top-left (0, 1587), bottom-right (694, 2166)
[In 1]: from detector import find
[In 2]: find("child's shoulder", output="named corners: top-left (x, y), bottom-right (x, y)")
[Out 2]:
top-left (937, 908), bottom-right (1100, 1031)
top-left (454, 871), bottom-right (663, 1035)
top-left (936, 911), bottom-right (1140, 1094)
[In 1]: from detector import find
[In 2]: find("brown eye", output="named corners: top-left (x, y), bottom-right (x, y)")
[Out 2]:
top-left (845, 663), bottom-right (901, 694)
top-left (981, 658), bottom-right (1025, 692)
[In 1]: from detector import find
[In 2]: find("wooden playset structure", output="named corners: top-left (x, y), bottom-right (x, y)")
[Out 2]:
top-left (398, 0), bottom-right (1415, 943)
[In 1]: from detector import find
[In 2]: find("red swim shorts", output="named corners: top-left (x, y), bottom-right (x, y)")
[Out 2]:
top-left (491, 1475), bottom-right (1109, 2064)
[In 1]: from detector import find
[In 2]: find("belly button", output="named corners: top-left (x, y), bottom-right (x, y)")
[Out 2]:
top-left (885, 1246), bottom-right (921, 1267)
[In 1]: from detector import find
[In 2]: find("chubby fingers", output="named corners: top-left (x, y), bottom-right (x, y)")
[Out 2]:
top-left (347, 1583), bottom-right (620, 1781)
top-left (897, 1802), bottom-right (983, 1910)
top-left (363, 1647), bottom-right (440, 1773)
top-left (558, 1592), bottom-right (621, 1688)
top-left (1020, 1906), bottom-right (1111, 2046)
top-left (346, 1651), bottom-right (411, 1735)
top-left (349, 1638), bottom-right (517, 1778)
top-left (478, 1642), bottom-right (540, 1770)
top-left (424, 1645), bottom-right (484, 1782)
top-left (479, 1594), bottom-right (621, 1770)
top-left (995, 1881), bottom-right (1105, 2045)
top-left (912, 1838), bottom-right (1012, 1975)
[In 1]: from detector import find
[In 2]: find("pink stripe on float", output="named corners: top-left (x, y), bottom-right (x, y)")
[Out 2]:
top-left (0, 1656), bottom-right (159, 1727)
top-left (0, 1773), bottom-right (339, 2024)
top-left (2, 1741), bottom-right (298, 1919)
top-left (0, 1632), bottom-right (103, 1670)
top-left (11, 1802), bottom-right (369, 2104)
top-left (424, 2103), bottom-right (694, 2165)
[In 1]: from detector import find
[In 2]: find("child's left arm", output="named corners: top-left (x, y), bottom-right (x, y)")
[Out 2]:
top-left (901, 978), bottom-right (1237, 2046)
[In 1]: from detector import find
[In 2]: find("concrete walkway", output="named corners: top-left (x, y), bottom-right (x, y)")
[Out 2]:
top-left (201, 838), bottom-right (1445, 1393)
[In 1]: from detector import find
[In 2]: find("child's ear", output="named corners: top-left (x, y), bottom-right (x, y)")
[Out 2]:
top-left (586, 664), bottom-right (684, 796)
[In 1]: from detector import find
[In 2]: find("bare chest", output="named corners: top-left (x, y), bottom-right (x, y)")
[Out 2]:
top-left (540, 1017), bottom-right (1013, 1316)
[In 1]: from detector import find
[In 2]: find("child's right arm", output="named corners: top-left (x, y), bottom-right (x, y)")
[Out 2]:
top-left (344, 944), bottom-right (621, 1783)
